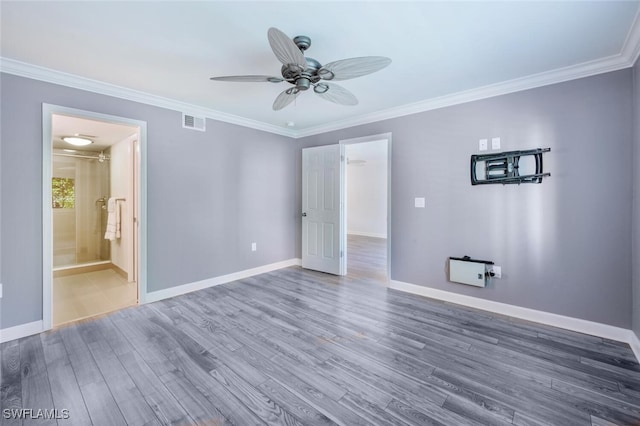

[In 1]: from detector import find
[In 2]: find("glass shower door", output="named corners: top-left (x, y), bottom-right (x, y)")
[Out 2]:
top-left (52, 152), bottom-right (110, 268)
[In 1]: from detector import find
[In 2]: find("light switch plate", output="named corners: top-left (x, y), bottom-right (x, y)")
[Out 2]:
top-left (492, 137), bottom-right (501, 150)
top-left (251, 242), bottom-right (257, 251)
top-left (414, 197), bottom-right (425, 208)
top-left (479, 139), bottom-right (488, 151)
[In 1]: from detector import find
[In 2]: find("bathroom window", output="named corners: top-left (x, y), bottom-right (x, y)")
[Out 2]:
top-left (52, 177), bottom-right (75, 209)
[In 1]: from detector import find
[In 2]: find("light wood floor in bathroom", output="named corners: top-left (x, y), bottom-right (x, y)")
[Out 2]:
top-left (53, 266), bottom-right (137, 326)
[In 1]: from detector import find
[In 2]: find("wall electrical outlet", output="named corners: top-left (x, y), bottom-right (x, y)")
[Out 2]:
top-left (479, 139), bottom-right (488, 151)
top-left (251, 242), bottom-right (257, 252)
top-left (492, 137), bottom-right (501, 150)
top-left (492, 266), bottom-right (502, 278)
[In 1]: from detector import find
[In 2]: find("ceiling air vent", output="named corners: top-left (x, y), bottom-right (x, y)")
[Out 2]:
top-left (182, 113), bottom-right (206, 132)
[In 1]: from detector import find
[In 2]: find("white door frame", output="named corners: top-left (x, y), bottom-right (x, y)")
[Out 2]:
top-left (339, 132), bottom-right (392, 282)
top-left (42, 103), bottom-right (148, 331)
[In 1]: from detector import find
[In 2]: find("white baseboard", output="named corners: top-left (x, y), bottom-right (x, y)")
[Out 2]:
top-left (2, 270), bottom-right (637, 363)
top-left (0, 259), bottom-right (301, 343)
top-left (0, 320), bottom-right (44, 344)
top-left (389, 280), bottom-right (636, 351)
top-left (629, 332), bottom-right (640, 363)
top-left (145, 258), bottom-right (301, 303)
top-left (348, 231), bottom-right (387, 239)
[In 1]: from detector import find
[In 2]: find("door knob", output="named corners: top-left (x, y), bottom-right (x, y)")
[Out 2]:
top-left (302, 212), bottom-right (307, 217)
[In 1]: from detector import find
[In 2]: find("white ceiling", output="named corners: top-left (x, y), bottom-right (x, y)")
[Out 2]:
top-left (2, 1), bottom-right (639, 136)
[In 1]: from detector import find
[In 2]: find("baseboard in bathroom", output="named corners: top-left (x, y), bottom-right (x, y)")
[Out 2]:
top-left (111, 263), bottom-right (128, 279)
top-left (53, 261), bottom-right (112, 277)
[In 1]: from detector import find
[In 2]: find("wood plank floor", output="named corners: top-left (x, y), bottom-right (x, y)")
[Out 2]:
top-left (2, 241), bottom-right (640, 425)
top-left (347, 235), bottom-right (387, 282)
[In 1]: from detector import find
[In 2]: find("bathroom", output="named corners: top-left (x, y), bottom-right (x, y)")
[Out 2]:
top-left (51, 113), bottom-right (140, 326)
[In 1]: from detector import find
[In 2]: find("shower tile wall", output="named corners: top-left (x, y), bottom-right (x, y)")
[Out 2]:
top-left (109, 136), bottom-right (134, 281)
top-left (52, 152), bottom-right (110, 267)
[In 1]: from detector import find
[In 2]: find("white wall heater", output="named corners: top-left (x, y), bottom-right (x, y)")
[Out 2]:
top-left (449, 256), bottom-right (494, 287)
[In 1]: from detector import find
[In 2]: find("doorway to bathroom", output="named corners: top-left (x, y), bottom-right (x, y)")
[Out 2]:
top-left (42, 105), bottom-right (147, 329)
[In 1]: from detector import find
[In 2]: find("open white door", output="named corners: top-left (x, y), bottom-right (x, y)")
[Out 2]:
top-left (302, 145), bottom-right (345, 275)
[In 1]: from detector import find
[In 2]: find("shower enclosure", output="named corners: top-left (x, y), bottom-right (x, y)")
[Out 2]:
top-left (52, 149), bottom-right (111, 268)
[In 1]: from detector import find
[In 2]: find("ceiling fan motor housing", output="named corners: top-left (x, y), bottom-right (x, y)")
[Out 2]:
top-left (293, 35), bottom-right (311, 51)
top-left (296, 77), bottom-right (311, 91)
top-left (282, 55), bottom-right (322, 90)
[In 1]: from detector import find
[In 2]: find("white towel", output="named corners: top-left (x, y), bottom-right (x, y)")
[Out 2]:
top-left (104, 197), bottom-right (121, 240)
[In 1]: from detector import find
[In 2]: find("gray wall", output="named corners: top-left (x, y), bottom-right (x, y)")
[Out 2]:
top-left (633, 57), bottom-right (640, 338)
top-left (1, 68), bottom-right (635, 331)
top-left (298, 70), bottom-right (633, 328)
top-left (0, 73), bottom-right (298, 329)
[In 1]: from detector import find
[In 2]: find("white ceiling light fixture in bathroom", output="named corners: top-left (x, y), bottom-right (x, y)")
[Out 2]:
top-left (62, 136), bottom-right (93, 146)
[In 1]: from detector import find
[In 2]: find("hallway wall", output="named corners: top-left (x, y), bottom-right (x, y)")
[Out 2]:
top-left (346, 140), bottom-right (388, 238)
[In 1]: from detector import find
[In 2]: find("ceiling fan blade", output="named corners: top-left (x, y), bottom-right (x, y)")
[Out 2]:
top-left (210, 75), bottom-right (284, 83)
top-left (318, 56), bottom-right (391, 81)
top-left (267, 27), bottom-right (307, 70)
top-left (314, 82), bottom-right (358, 106)
top-left (273, 88), bottom-right (299, 111)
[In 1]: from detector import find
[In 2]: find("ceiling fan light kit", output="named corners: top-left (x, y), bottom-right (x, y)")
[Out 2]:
top-left (210, 27), bottom-right (391, 111)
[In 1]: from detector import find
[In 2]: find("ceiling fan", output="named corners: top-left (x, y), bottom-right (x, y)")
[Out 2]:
top-left (210, 27), bottom-right (391, 111)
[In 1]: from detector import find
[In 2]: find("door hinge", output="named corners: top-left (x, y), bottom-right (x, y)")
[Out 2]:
top-left (340, 250), bottom-right (344, 258)
top-left (341, 155), bottom-right (345, 162)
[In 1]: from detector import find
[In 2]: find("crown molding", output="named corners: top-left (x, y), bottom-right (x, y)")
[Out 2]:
top-left (2, 27), bottom-right (639, 141)
top-left (0, 57), bottom-right (297, 138)
top-left (295, 53), bottom-right (632, 138)
top-left (297, 9), bottom-right (640, 138)
top-left (622, 6), bottom-right (640, 66)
